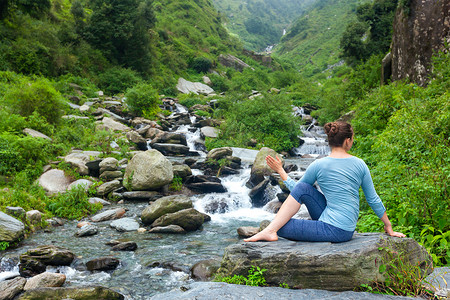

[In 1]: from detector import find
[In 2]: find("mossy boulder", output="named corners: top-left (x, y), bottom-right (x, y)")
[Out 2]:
top-left (141, 195), bottom-right (193, 225)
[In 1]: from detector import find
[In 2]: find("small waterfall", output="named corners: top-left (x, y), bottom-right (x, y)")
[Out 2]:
top-left (174, 124), bottom-right (206, 157)
top-left (174, 103), bottom-right (187, 113)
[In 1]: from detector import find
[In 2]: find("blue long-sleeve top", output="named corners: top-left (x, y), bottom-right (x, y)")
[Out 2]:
top-left (283, 156), bottom-right (386, 232)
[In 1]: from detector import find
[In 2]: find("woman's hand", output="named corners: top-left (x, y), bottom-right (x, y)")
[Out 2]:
top-left (266, 155), bottom-right (284, 174)
top-left (384, 224), bottom-right (406, 238)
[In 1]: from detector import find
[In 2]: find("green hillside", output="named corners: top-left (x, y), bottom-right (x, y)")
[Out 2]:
top-left (211, 0), bottom-right (316, 52)
top-left (273, 0), bottom-right (361, 77)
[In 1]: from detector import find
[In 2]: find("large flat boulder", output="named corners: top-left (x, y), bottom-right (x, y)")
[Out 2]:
top-left (141, 195), bottom-right (193, 225)
top-left (176, 78), bottom-right (214, 95)
top-left (38, 169), bottom-right (71, 194)
top-left (247, 147), bottom-right (283, 188)
top-left (16, 286), bottom-right (125, 300)
top-left (20, 245), bottom-right (75, 267)
top-left (217, 233), bottom-right (432, 291)
top-left (151, 208), bottom-right (206, 232)
top-left (0, 211), bottom-right (25, 242)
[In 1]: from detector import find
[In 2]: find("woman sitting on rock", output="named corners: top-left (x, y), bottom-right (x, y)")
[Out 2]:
top-left (245, 121), bottom-right (405, 243)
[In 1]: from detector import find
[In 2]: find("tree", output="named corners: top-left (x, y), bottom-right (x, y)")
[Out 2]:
top-left (0, 0), bottom-right (51, 20)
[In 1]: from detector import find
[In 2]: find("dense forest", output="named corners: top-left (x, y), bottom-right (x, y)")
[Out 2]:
top-left (0, 0), bottom-right (448, 291)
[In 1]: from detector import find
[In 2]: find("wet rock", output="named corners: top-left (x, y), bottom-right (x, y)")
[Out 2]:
top-left (76, 225), bottom-right (98, 237)
top-left (96, 180), bottom-right (122, 196)
top-left (259, 220), bottom-right (270, 231)
top-left (148, 225), bottom-right (186, 234)
top-left (99, 157), bottom-right (119, 173)
top-left (145, 127), bottom-right (164, 139)
top-left (190, 258), bottom-right (221, 281)
top-left (206, 147), bottom-right (232, 161)
top-left (141, 195), bottom-right (193, 225)
top-left (184, 175), bottom-right (226, 194)
top-left (172, 164), bottom-right (192, 179)
top-left (219, 166), bottom-right (240, 175)
top-left (23, 128), bottom-right (52, 141)
top-left (151, 208), bottom-right (206, 232)
top-left (217, 233), bottom-right (432, 291)
top-left (64, 152), bottom-right (90, 176)
top-left (86, 257), bottom-right (120, 271)
top-left (150, 132), bottom-right (187, 146)
top-left (248, 178), bottom-right (270, 207)
top-left (20, 245), bottom-right (75, 267)
top-left (126, 131), bottom-right (147, 150)
top-left (67, 179), bottom-right (93, 191)
top-left (204, 200), bottom-right (229, 214)
top-left (26, 210), bottom-right (42, 225)
top-left (88, 197), bottom-right (111, 206)
top-left (24, 272), bottom-right (66, 290)
top-left (18, 260), bottom-right (46, 278)
top-left (0, 212), bottom-right (25, 242)
top-left (99, 170), bottom-right (123, 181)
top-left (91, 208), bottom-right (126, 222)
top-left (16, 286), bottom-right (125, 300)
top-left (151, 143), bottom-right (191, 156)
top-left (123, 150), bottom-right (173, 191)
top-left (122, 191), bottom-right (162, 201)
top-left (110, 218), bottom-right (140, 232)
top-left (247, 147), bottom-right (283, 188)
top-left (0, 276), bottom-right (26, 300)
top-left (38, 169), bottom-right (71, 195)
top-left (237, 226), bottom-right (259, 238)
top-left (111, 241), bottom-right (138, 251)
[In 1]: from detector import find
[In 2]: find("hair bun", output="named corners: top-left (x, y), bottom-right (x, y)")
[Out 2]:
top-left (324, 122), bottom-right (339, 137)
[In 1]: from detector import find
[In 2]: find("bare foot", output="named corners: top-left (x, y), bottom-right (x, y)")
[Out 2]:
top-left (244, 229), bottom-right (278, 242)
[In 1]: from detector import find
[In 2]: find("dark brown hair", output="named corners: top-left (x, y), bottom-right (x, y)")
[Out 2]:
top-left (324, 121), bottom-right (354, 147)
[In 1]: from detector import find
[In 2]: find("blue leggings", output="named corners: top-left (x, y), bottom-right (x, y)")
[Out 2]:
top-left (277, 182), bottom-right (354, 243)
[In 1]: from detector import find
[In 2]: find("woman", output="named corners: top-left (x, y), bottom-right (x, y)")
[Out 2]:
top-left (245, 121), bottom-right (405, 243)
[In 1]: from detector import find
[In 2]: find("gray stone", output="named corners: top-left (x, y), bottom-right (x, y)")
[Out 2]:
top-left (20, 245), bottom-right (75, 266)
top-left (123, 150), bottom-right (173, 191)
top-left (0, 276), bottom-right (26, 300)
top-left (151, 208), bottom-right (206, 232)
top-left (79, 104), bottom-right (90, 112)
top-left (218, 54), bottom-right (253, 72)
top-left (141, 195), bottom-right (193, 225)
top-left (64, 152), bottom-right (90, 176)
top-left (67, 179), bottom-right (93, 191)
top-left (5, 206), bottom-right (26, 219)
top-left (99, 170), bottom-right (123, 181)
top-left (110, 218), bottom-right (140, 232)
top-left (126, 131), bottom-right (147, 150)
top-left (111, 241), bottom-right (137, 251)
top-left (202, 76), bottom-right (212, 85)
top-left (38, 169), bottom-right (71, 194)
top-left (145, 127), bottom-right (164, 139)
top-left (99, 157), bottom-right (119, 173)
top-left (176, 77), bottom-right (214, 95)
top-left (424, 267), bottom-right (450, 298)
top-left (200, 126), bottom-right (219, 138)
top-left (26, 210), bottom-right (42, 225)
top-left (96, 180), bottom-right (121, 196)
top-left (149, 282), bottom-right (420, 300)
top-left (76, 224), bottom-right (98, 237)
top-left (24, 272), bottom-right (66, 290)
top-left (16, 286), bottom-right (125, 300)
top-left (206, 147), bottom-right (233, 161)
top-left (122, 191), bottom-right (162, 201)
top-left (96, 117), bottom-right (131, 132)
top-left (148, 225), bottom-right (186, 234)
top-left (97, 108), bottom-right (126, 123)
top-left (88, 197), bottom-right (111, 206)
top-left (190, 259), bottom-right (221, 281)
top-left (151, 143), bottom-right (190, 156)
top-left (0, 211), bottom-right (25, 242)
top-left (217, 233), bottom-right (432, 291)
top-left (62, 115), bottom-right (89, 120)
top-left (237, 226), bottom-right (259, 238)
top-left (86, 257), bottom-right (120, 271)
top-left (23, 128), bottom-right (52, 141)
top-left (172, 164), bottom-right (192, 179)
top-left (151, 132), bottom-right (187, 146)
top-left (91, 207), bottom-right (126, 222)
top-left (248, 147), bottom-right (283, 187)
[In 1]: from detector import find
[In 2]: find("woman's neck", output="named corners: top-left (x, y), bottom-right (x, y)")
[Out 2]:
top-left (328, 147), bottom-right (352, 158)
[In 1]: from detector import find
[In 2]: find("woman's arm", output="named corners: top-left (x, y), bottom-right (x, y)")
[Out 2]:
top-left (380, 212), bottom-right (406, 237)
top-left (265, 155), bottom-right (288, 180)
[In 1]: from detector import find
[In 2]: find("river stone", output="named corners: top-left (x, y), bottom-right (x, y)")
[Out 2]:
top-left (151, 208), bottom-right (206, 232)
top-left (0, 276), bottom-right (26, 300)
top-left (126, 131), bottom-right (147, 150)
top-left (0, 212), bottom-right (25, 242)
top-left (206, 147), bottom-right (232, 161)
top-left (145, 127), bottom-right (164, 139)
top-left (88, 197), bottom-right (111, 206)
top-left (16, 286), bottom-right (125, 300)
top-left (110, 218), bottom-right (140, 232)
top-left (200, 126), bottom-right (219, 138)
top-left (20, 245), bottom-right (75, 266)
top-left (148, 225), bottom-right (186, 234)
top-left (190, 259), bottom-right (221, 281)
top-left (5, 206), bottom-right (26, 219)
top-left (122, 191), bottom-right (162, 201)
top-left (24, 272), bottom-right (66, 290)
top-left (18, 260), bottom-right (46, 277)
top-left (77, 221), bottom-right (91, 228)
top-left (96, 180), bottom-right (121, 196)
top-left (424, 267), bottom-right (450, 298)
top-left (149, 282), bottom-right (419, 300)
top-left (91, 208), bottom-right (126, 222)
top-left (151, 143), bottom-right (191, 156)
top-left (26, 210), bottom-right (42, 225)
top-left (76, 224), bottom-right (98, 237)
top-left (99, 157), bottom-right (119, 173)
top-left (67, 179), bottom-right (93, 191)
top-left (172, 164), bottom-right (192, 179)
top-left (247, 147), bottom-right (283, 188)
top-left (150, 132), bottom-right (187, 146)
top-left (123, 150), bottom-right (173, 191)
top-left (111, 241), bottom-right (137, 251)
top-left (237, 226), bottom-right (259, 238)
top-left (23, 128), bottom-right (52, 141)
top-left (64, 152), bottom-right (90, 176)
top-left (185, 182), bottom-right (227, 194)
top-left (141, 195), bottom-right (193, 225)
top-left (96, 116), bottom-right (131, 132)
top-left (176, 77), bottom-right (214, 95)
top-left (86, 257), bottom-right (120, 271)
top-left (38, 169), bottom-right (71, 194)
top-left (99, 170), bottom-right (123, 181)
top-left (217, 233), bottom-right (432, 291)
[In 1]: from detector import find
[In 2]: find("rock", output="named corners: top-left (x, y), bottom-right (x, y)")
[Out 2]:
top-left (151, 208), bottom-right (206, 232)
top-left (145, 127), bottom-right (164, 139)
top-left (38, 169), bottom-right (71, 194)
top-left (26, 210), bottom-right (42, 225)
top-left (18, 260), bottom-right (46, 277)
top-left (259, 220), bottom-right (270, 231)
top-left (217, 233), bottom-right (432, 291)
top-left (46, 218), bottom-right (64, 227)
top-left (237, 226), bottom-right (259, 238)
top-left (96, 117), bottom-right (131, 132)
top-left (265, 200), bottom-right (283, 213)
top-left (190, 259), bottom-right (221, 281)
top-left (24, 272), bottom-right (66, 290)
top-left (86, 257), bottom-right (120, 271)
top-left (0, 211), bottom-right (25, 242)
top-left (200, 126), bottom-right (219, 138)
top-left (137, 227), bottom-right (146, 233)
top-left (424, 266), bottom-right (450, 298)
top-left (150, 132), bottom-right (187, 146)
top-left (111, 241), bottom-right (138, 251)
top-left (88, 197), bottom-right (111, 206)
top-left (23, 128), bottom-right (52, 141)
top-left (247, 147), bottom-right (283, 188)
top-left (5, 206), bottom-right (26, 219)
top-left (96, 180), bottom-right (121, 196)
top-left (151, 143), bottom-right (191, 156)
top-left (302, 114), bottom-right (313, 125)
top-left (67, 179), bottom-right (93, 191)
top-left (99, 170), bottom-right (123, 181)
top-left (176, 77), bottom-right (214, 95)
top-left (110, 218), bottom-right (140, 232)
top-left (91, 208), bottom-right (126, 222)
top-left (202, 76), bottom-right (212, 85)
top-left (172, 164), bottom-right (192, 179)
top-left (123, 150), bottom-right (173, 191)
top-left (204, 199), bottom-right (229, 214)
top-left (218, 54), bottom-right (253, 72)
top-left (206, 147), bottom-right (232, 161)
top-left (16, 286), bottom-right (125, 300)
top-left (148, 225), bottom-right (186, 234)
top-left (77, 221), bottom-right (91, 228)
top-left (122, 191), bottom-right (162, 201)
top-left (79, 104), bottom-right (90, 112)
top-left (76, 224), bottom-right (98, 237)
top-left (126, 131), bottom-right (148, 150)
top-left (20, 245), bottom-right (75, 266)
top-left (64, 153), bottom-right (90, 176)
top-left (270, 87), bottom-right (280, 94)
top-left (141, 195), bottom-right (193, 225)
top-left (149, 282), bottom-right (417, 300)
top-left (86, 159), bottom-right (102, 177)
top-left (99, 157), bottom-right (119, 173)
top-left (0, 277), bottom-right (26, 300)
top-left (184, 175), bottom-right (227, 193)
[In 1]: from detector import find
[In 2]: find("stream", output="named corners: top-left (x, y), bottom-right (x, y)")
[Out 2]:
top-left (0, 106), bottom-right (330, 299)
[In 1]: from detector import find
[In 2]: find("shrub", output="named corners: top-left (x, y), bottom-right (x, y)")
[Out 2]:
top-left (125, 82), bottom-right (161, 117)
top-left (178, 94), bottom-right (207, 108)
top-left (190, 57), bottom-right (213, 73)
top-left (97, 67), bottom-right (142, 95)
top-left (215, 266), bottom-right (267, 287)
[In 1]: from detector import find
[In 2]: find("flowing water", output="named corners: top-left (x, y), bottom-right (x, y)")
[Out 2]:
top-left (0, 105), bottom-right (328, 299)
